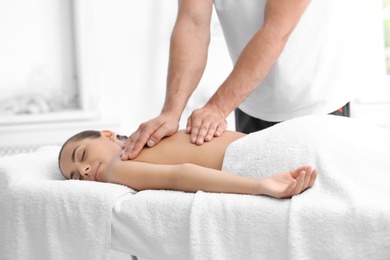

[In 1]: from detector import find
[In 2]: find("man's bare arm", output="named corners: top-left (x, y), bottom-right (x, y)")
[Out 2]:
top-left (188, 0), bottom-right (311, 144)
top-left (121, 0), bottom-right (213, 160)
top-left (163, 0), bottom-right (214, 117)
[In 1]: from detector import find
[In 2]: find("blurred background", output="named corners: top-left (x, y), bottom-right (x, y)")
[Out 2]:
top-left (0, 0), bottom-right (389, 156)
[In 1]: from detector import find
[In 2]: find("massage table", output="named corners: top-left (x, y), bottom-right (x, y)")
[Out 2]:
top-left (1, 115), bottom-right (389, 259)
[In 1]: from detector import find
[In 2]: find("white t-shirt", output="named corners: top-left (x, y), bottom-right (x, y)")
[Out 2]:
top-left (213, 0), bottom-right (375, 121)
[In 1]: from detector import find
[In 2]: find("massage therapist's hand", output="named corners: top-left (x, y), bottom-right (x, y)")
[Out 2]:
top-left (121, 113), bottom-right (179, 160)
top-left (186, 104), bottom-right (227, 145)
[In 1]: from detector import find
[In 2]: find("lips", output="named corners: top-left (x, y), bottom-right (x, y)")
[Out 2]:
top-left (94, 163), bottom-right (101, 182)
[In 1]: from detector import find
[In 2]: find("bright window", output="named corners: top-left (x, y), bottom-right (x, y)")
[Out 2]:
top-left (384, 0), bottom-right (390, 74)
top-left (0, 0), bottom-right (79, 115)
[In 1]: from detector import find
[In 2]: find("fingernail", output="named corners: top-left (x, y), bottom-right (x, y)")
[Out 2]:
top-left (191, 136), bottom-right (196, 143)
top-left (147, 140), bottom-right (155, 147)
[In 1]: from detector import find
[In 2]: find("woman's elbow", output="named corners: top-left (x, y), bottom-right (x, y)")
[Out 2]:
top-left (169, 164), bottom-right (192, 190)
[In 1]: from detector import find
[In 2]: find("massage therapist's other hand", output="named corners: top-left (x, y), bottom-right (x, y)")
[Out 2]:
top-left (121, 113), bottom-right (179, 160)
top-left (186, 104), bottom-right (227, 145)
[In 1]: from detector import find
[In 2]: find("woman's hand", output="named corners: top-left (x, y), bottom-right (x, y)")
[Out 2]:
top-left (259, 166), bottom-right (318, 199)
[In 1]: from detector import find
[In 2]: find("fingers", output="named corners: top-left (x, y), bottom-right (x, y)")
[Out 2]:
top-left (291, 170), bottom-right (306, 195)
top-left (290, 165), bottom-right (312, 178)
top-left (283, 179), bottom-right (297, 197)
top-left (281, 171), bottom-right (306, 198)
top-left (302, 168), bottom-right (312, 189)
top-left (121, 124), bottom-right (153, 160)
top-left (307, 168), bottom-right (318, 189)
top-left (146, 126), bottom-right (166, 147)
top-left (300, 167), bottom-right (317, 190)
top-left (186, 108), bottom-right (227, 145)
top-left (121, 116), bottom-right (179, 160)
top-left (285, 167), bottom-right (318, 197)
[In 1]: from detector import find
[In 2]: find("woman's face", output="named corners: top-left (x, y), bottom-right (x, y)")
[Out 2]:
top-left (59, 131), bottom-right (121, 182)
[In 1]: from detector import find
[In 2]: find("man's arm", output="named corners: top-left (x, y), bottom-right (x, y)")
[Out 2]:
top-left (121, 0), bottom-right (213, 160)
top-left (163, 0), bottom-right (214, 119)
top-left (108, 161), bottom-right (317, 198)
top-left (188, 0), bottom-right (311, 144)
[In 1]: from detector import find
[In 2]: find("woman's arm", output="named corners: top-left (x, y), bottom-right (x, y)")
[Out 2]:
top-left (108, 160), bottom-right (317, 198)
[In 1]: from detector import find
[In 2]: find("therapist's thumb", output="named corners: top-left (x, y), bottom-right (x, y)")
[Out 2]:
top-left (146, 130), bottom-right (165, 147)
top-left (147, 139), bottom-right (156, 147)
top-left (147, 124), bottom-right (178, 147)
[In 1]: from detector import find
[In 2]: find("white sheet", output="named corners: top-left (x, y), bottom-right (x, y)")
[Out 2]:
top-left (0, 146), bottom-right (131, 260)
top-left (2, 115), bottom-right (390, 259)
top-left (204, 115), bottom-right (390, 259)
top-left (111, 190), bottom-right (194, 259)
top-left (112, 115), bottom-right (390, 259)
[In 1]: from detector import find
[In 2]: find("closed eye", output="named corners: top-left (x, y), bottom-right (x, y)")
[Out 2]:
top-left (81, 150), bottom-right (85, 162)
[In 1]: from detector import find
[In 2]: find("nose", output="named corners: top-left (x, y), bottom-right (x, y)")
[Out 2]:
top-left (80, 164), bottom-right (91, 178)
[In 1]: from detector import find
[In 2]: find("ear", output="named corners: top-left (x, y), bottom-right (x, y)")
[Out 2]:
top-left (100, 130), bottom-right (117, 142)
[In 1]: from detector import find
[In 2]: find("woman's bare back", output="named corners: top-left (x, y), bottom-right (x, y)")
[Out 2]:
top-left (131, 130), bottom-right (245, 170)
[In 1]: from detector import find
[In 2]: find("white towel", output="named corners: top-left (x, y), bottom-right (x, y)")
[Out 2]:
top-left (0, 146), bottom-right (131, 260)
top-left (190, 191), bottom-right (291, 259)
top-left (111, 190), bottom-right (195, 259)
top-left (190, 115), bottom-right (390, 259)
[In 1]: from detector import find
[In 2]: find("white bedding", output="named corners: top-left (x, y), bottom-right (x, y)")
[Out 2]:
top-left (0, 146), bottom-right (131, 260)
top-left (199, 115), bottom-right (390, 259)
top-left (112, 115), bottom-right (390, 259)
top-left (1, 115), bottom-right (390, 260)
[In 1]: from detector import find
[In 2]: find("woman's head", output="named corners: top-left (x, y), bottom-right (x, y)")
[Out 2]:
top-left (58, 130), bottom-right (124, 182)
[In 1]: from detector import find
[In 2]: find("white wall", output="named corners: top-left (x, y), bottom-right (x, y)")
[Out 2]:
top-left (0, 0), bottom-right (77, 111)
top-left (0, 0), bottom-right (233, 153)
top-left (86, 0), bottom-right (233, 134)
top-left (88, 0), bottom-right (178, 133)
top-left (1, 0), bottom-right (389, 154)
top-left (350, 0), bottom-right (390, 130)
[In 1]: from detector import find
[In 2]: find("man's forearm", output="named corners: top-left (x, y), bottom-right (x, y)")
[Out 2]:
top-left (162, 19), bottom-right (210, 118)
top-left (207, 0), bottom-right (310, 117)
top-left (207, 27), bottom-right (288, 117)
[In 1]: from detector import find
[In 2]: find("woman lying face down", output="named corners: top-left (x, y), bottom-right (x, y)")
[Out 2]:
top-left (58, 130), bottom-right (317, 199)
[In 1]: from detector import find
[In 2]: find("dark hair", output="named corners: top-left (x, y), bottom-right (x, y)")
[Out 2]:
top-left (58, 130), bottom-right (101, 178)
top-left (58, 130), bottom-right (128, 178)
